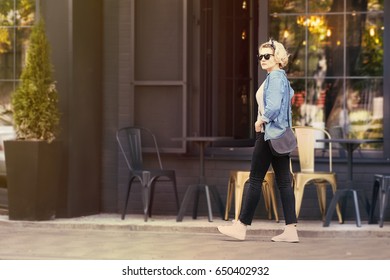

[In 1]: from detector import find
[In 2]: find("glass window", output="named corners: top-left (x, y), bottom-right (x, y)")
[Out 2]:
top-left (270, 0), bottom-right (306, 14)
top-left (346, 0), bottom-right (383, 12)
top-left (269, 0), bottom-right (384, 149)
top-left (0, 0), bottom-right (36, 125)
top-left (202, 0), bottom-right (258, 141)
top-left (269, 13), bottom-right (306, 77)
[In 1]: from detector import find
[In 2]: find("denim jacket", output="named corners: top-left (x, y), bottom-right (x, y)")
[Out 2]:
top-left (260, 69), bottom-right (294, 141)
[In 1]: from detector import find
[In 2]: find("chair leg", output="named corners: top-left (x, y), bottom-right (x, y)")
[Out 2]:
top-left (224, 177), bottom-right (234, 220)
top-left (262, 181), bottom-right (271, 219)
top-left (315, 183), bottom-right (327, 220)
top-left (234, 181), bottom-right (246, 221)
top-left (379, 189), bottom-right (386, 227)
top-left (122, 178), bottom-right (135, 220)
top-left (293, 176), bottom-right (306, 218)
top-left (172, 177), bottom-right (180, 213)
top-left (142, 183), bottom-right (151, 222)
top-left (148, 180), bottom-right (157, 218)
top-left (369, 178), bottom-right (380, 224)
top-left (146, 175), bottom-right (179, 218)
top-left (233, 172), bottom-right (249, 220)
top-left (379, 178), bottom-right (390, 227)
top-left (335, 203), bottom-right (343, 224)
top-left (140, 172), bottom-right (152, 222)
top-left (381, 188), bottom-right (390, 227)
top-left (264, 172), bottom-right (278, 222)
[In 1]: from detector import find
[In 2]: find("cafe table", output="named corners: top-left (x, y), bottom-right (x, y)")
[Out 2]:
top-left (172, 136), bottom-right (230, 222)
top-left (316, 138), bottom-right (383, 227)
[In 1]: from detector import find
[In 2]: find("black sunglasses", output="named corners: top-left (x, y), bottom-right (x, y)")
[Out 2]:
top-left (257, 53), bottom-right (274, 61)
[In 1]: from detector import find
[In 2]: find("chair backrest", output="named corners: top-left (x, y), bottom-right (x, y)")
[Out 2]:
top-left (116, 126), bottom-right (163, 171)
top-left (292, 126), bottom-right (333, 173)
top-left (328, 125), bottom-right (345, 139)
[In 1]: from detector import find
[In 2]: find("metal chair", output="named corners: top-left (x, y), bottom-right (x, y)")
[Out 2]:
top-left (224, 170), bottom-right (279, 222)
top-left (292, 126), bottom-right (342, 222)
top-left (116, 126), bottom-right (180, 221)
top-left (369, 174), bottom-right (390, 227)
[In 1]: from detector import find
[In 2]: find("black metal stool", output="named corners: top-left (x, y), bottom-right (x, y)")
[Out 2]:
top-left (369, 174), bottom-right (390, 227)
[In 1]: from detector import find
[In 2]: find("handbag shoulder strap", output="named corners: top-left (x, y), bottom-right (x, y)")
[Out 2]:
top-left (285, 78), bottom-right (292, 128)
top-left (287, 90), bottom-right (292, 128)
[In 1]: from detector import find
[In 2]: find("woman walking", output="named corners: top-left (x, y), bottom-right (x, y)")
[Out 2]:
top-left (218, 39), bottom-right (299, 243)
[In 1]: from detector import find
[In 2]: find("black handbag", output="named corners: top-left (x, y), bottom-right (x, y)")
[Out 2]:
top-left (268, 98), bottom-right (297, 156)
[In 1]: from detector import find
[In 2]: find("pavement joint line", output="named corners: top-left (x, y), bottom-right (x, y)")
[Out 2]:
top-left (1, 213), bottom-right (390, 238)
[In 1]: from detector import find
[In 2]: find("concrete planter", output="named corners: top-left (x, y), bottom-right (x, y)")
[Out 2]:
top-left (4, 140), bottom-right (62, 221)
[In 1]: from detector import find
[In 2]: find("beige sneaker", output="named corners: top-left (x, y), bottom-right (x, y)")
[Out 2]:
top-left (271, 224), bottom-right (299, 243)
top-left (218, 220), bottom-right (247, 240)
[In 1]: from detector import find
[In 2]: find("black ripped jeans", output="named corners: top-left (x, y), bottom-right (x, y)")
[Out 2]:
top-left (239, 132), bottom-right (297, 225)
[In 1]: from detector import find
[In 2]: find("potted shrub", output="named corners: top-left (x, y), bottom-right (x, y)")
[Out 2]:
top-left (4, 18), bottom-right (62, 220)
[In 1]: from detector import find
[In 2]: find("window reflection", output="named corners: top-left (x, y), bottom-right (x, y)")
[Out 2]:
top-left (269, 0), bottom-right (384, 148)
top-left (313, 15), bottom-right (343, 76)
top-left (347, 0), bottom-right (383, 12)
top-left (269, 13), bottom-right (305, 77)
top-left (348, 13), bottom-right (384, 76)
top-left (269, 0), bottom-right (306, 13)
top-left (308, 0), bottom-right (334, 13)
top-left (326, 79), bottom-right (382, 137)
top-left (0, 0), bottom-right (35, 125)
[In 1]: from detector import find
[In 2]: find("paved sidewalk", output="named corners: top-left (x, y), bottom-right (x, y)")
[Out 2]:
top-left (1, 214), bottom-right (390, 259)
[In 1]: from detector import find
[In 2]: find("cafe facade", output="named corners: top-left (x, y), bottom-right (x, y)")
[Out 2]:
top-left (1, 0), bottom-right (389, 221)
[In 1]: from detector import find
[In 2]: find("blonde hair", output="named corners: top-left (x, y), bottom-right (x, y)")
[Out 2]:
top-left (259, 39), bottom-right (289, 68)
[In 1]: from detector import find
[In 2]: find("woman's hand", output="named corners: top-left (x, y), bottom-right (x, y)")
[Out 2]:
top-left (255, 120), bottom-right (263, 132)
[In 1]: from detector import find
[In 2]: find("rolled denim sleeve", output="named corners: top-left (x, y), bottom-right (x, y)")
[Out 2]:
top-left (261, 73), bottom-right (284, 123)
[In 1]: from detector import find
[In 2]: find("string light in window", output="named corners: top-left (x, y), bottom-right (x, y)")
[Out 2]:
top-left (241, 29), bottom-right (247, 40)
top-left (369, 27), bottom-right (375, 37)
top-left (242, 0), bottom-right (247, 10)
